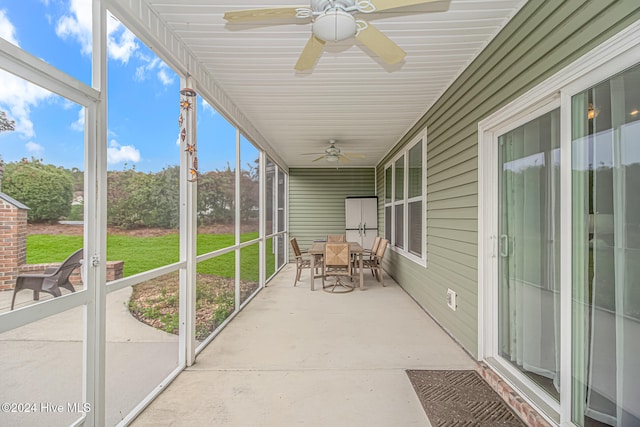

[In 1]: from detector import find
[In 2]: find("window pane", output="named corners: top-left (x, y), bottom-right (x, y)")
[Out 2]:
top-left (266, 158), bottom-right (275, 235)
top-left (240, 135), bottom-right (259, 243)
top-left (196, 254), bottom-right (236, 341)
top-left (0, 308), bottom-right (84, 426)
top-left (408, 201), bottom-right (422, 256)
top-left (571, 63), bottom-right (640, 426)
top-left (110, 273), bottom-right (179, 424)
top-left (385, 167), bottom-right (392, 204)
top-left (394, 204), bottom-right (404, 249)
top-left (408, 142), bottom-right (423, 199)
top-left (2, 2), bottom-right (91, 85)
top-left (277, 169), bottom-right (286, 232)
top-left (198, 108), bottom-right (236, 246)
top-left (385, 206), bottom-right (392, 241)
top-left (498, 108), bottom-right (561, 402)
top-left (395, 156), bottom-right (404, 201)
top-left (240, 243), bottom-right (260, 305)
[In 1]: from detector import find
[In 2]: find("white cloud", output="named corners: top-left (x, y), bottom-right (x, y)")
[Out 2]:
top-left (202, 99), bottom-right (217, 115)
top-left (135, 57), bottom-right (175, 86)
top-left (56, 1), bottom-right (138, 63)
top-left (26, 141), bottom-right (44, 154)
top-left (157, 67), bottom-right (175, 86)
top-left (107, 139), bottom-right (140, 164)
top-left (71, 108), bottom-right (84, 131)
top-left (0, 69), bottom-right (53, 139)
top-left (0, 13), bottom-right (54, 140)
top-left (107, 22), bottom-right (138, 64)
top-left (0, 9), bottom-right (19, 45)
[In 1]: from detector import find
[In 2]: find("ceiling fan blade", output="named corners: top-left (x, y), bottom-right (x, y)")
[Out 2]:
top-left (301, 152), bottom-right (325, 156)
top-left (356, 22), bottom-right (406, 64)
top-left (224, 7), bottom-right (303, 23)
top-left (338, 155), bottom-right (351, 163)
top-left (312, 155), bottom-right (326, 162)
top-left (371, 0), bottom-right (441, 12)
top-left (295, 36), bottom-right (326, 71)
top-left (343, 152), bottom-right (366, 158)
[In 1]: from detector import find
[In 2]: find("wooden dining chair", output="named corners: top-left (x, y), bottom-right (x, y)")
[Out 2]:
top-left (326, 234), bottom-right (345, 242)
top-left (290, 238), bottom-right (311, 286)
top-left (322, 242), bottom-right (354, 293)
top-left (364, 236), bottom-right (381, 260)
top-left (362, 238), bottom-right (388, 286)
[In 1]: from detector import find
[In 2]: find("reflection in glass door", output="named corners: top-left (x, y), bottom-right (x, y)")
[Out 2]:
top-left (498, 108), bottom-right (561, 401)
top-left (571, 64), bottom-right (640, 427)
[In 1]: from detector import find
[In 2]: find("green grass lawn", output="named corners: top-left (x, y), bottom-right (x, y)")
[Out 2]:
top-left (27, 231), bottom-right (266, 281)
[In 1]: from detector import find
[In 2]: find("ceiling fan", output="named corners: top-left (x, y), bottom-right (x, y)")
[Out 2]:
top-left (223, 0), bottom-right (443, 71)
top-left (301, 140), bottom-right (365, 163)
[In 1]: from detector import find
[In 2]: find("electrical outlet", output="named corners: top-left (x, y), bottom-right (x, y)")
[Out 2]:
top-left (446, 288), bottom-right (457, 311)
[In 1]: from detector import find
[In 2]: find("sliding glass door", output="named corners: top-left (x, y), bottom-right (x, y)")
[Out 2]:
top-left (571, 63), bottom-right (640, 427)
top-left (498, 108), bottom-right (562, 401)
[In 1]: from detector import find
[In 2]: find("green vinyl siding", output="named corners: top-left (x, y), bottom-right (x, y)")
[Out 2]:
top-left (376, 0), bottom-right (640, 357)
top-left (289, 168), bottom-right (375, 256)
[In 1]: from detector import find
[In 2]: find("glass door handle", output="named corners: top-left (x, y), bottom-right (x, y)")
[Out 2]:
top-left (500, 235), bottom-right (509, 257)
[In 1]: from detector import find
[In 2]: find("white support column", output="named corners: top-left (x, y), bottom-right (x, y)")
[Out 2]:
top-left (84, 2), bottom-right (108, 424)
top-left (259, 151), bottom-right (266, 287)
top-left (179, 77), bottom-right (197, 367)
top-left (235, 129), bottom-right (241, 311)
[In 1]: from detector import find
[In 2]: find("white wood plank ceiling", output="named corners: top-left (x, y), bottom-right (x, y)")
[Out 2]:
top-left (141, 0), bottom-right (527, 168)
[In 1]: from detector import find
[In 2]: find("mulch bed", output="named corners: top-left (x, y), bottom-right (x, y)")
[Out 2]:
top-left (406, 370), bottom-right (526, 427)
top-left (128, 272), bottom-right (259, 341)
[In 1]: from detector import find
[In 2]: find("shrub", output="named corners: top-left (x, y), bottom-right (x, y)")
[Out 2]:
top-left (3, 158), bottom-right (73, 223)
top-left (107, 166), bottom-right (179, 229)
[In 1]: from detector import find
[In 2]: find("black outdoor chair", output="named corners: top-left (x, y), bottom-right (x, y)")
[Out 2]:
top-left (11, 248), bottom-right (84, 310)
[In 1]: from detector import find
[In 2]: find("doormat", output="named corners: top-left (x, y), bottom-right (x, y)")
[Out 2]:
top-left (406, 370), bottom-right (526, 427)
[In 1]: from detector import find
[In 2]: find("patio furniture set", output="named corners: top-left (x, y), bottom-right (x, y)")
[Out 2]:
top-left (291, 235), bottom-right (389, 294)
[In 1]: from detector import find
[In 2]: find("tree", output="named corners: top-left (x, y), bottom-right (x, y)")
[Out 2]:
top-left (0, 111), bottom-right (15, 133)
top-left (3, 158), bottom-right (73, 223)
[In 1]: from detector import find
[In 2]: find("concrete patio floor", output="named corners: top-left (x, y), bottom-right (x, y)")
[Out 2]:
top-left (0, 286), bottom-right (179, 427)
top-left (132, 264), bottom-right (477, 426)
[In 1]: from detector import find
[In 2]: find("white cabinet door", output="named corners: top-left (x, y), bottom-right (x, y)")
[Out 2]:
top-left (345, 198), bottom-right (362, 230)
top-left (360, 198), bottom-right (377, 232)
top-left (345, 229), bottom-right (361, 245)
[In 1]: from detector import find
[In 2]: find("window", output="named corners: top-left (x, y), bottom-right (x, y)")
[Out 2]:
top-left (384, 135), bottom-right (426, 263)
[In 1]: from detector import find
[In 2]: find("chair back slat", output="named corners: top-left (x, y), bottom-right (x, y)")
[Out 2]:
top-left (290, 238), bottom-right (302, 257)
top-left (376, 239), bottom-right (389, 259)
top-left (324, 243), bottom-right (350, 268)
top-left (370, 236), bottom-right (381, 254)
top-left (326, 234), bottom-right (345, 242)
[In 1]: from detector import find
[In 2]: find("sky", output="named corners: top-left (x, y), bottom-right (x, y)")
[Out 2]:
top-left (0, 0), bottom-right (258, 173)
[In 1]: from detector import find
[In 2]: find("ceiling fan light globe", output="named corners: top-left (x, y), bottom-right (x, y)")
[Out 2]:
top-left (313, 10), bottom-right (357, 42)
top-left (326, 154), bottom-right (340, 162)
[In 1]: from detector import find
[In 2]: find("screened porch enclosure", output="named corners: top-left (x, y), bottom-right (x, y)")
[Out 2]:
top-left (2, 1), bottom-right (640, 427)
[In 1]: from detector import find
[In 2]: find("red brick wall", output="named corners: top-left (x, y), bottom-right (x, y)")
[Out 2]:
top-left (0, 197), bottom-right (124, 290)
top-left (19, 260), bottom-right (125, 284)
top-left (0, 199), bottom-right (28, 291)
top-left (477, 362), bottom-right (553, 427)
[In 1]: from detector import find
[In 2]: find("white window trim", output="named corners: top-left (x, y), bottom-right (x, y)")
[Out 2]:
top-left (478, 19), bottom-right (640, 427)
top-left (384, 131), bottom-right (427, 266)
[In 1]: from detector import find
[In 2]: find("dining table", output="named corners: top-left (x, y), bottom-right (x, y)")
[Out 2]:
top-left (307, 241), bottom-right (365, 291)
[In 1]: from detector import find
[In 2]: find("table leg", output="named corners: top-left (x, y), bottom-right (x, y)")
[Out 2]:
top-left (359, 253), bottom-right (364, 290)
top-left (310, 253), bottom-right (315, 291)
